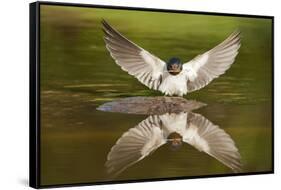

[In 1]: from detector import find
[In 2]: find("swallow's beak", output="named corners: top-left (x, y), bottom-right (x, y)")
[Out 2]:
top-left (168, 64), bottom-right (181, 73)
top-left (171, 138), bottom-right (182, 146)
top-left (168, 69), bottom-right (181, 73)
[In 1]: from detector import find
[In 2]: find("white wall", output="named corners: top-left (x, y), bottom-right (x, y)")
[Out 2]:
top-left (0, 0), bottom-right (279, 189)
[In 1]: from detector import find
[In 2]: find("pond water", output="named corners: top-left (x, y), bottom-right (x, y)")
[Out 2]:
top-left (39, 5), bottom-right (273, 186)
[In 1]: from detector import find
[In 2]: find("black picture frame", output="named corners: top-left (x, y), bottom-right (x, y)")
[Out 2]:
top-left (29, 1), bottom-right (274, 188)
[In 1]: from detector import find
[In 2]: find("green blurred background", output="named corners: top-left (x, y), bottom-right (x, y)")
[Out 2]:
top-left (40, 5), bottom-right (273, 186)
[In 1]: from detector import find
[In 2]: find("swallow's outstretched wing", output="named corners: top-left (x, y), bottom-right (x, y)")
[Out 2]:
top-left (183, 31), bottom-right (241, 92)
top-left (183, 113), bottom-right (242, 172)
top-left (105, 115), bottom-right (166, 176)
top-left (102, 20), bottom-right (166, 90)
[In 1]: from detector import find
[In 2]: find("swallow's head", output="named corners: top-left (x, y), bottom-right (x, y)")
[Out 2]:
top-left (167, 57), bottom-right (182, 75)
top-left (167, 132), bottom-right (183, 151)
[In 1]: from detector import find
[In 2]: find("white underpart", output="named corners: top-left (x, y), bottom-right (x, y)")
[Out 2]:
top-left (159, 112), bottom-right (188, 137)
top-left (159, 72), bottom-right (188, 96)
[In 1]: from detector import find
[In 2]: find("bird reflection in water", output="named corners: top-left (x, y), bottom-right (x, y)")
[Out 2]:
top-left (98, 97), bottom-right (242, 177)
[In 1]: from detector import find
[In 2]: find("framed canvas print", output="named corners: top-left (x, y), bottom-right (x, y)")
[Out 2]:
top-left (29, 1), bottom-right (274, 188)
